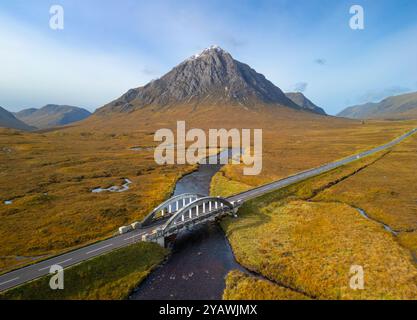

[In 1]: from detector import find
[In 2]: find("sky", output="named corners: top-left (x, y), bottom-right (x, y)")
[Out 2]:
top-left (1, 0), bottom-right (417, 115)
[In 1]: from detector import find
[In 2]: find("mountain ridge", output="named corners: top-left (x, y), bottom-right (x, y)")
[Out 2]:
top-left (0, 106), bottom-right (36, 131)
top-left (338, 91), bottom-right (417, 120)
top-left (15, 105), bottom-right (91, 129)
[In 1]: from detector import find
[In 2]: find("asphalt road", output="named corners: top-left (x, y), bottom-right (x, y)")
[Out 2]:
top-left (1, 128), bottom-right (416, 292)
top-left (229, 128), bottom-right (417, 203)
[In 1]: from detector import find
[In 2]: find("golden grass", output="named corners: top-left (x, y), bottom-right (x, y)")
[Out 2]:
top-left (217, 144), bottom-right (417, 299)
top-left (314, 133), bottom-right (417, 257)
top-left (398, 232), bottom-right (417, 261)
top-left (222, 198), bottom-right (417, 299)
top-left (0, 242), bottom-right (167, 300)
top-left (210, 169), bottom-right (252, 198)
top-left (223, 270), bottom-right (310, 300)
top-left (83, 104), bottom-right (417, 188)
top-left (0, 128), bottom-right (192, 273)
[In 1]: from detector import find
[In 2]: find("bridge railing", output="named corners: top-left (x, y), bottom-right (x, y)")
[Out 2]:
top-left (162, 196), bottom-right (235, 230)
top-left (142, 196), bottom-right (240, 242)
top-left (140, 193), bottom-right (205, 227)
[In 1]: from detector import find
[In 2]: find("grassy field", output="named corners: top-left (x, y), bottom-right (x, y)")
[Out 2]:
top-left (216, 143), bottom-right (417, 299)
top-left (1, 106), bottom-right (416, 275)
top-left (0, 242), bottom-right (167, 300)
top-left (0, 128), bottom-right (192, 273)
top-left (223, 270), bottom-right (310, 300)
top-left (314, 133), bottom-right (417, 259)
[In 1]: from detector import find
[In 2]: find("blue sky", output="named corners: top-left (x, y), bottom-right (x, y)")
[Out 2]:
top-left (1, 0), bottom-right (417, 115)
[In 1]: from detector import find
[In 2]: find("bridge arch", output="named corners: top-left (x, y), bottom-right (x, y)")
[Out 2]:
top-left (141, 193), bottom-right (204, 226)
top-left (162, 196), bottom-right (235, 233)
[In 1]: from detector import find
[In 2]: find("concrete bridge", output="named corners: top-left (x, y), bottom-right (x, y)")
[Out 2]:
top-left (139, 194), bottom-right (241, 247)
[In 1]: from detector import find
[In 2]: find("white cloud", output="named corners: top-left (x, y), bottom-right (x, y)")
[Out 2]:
top-left (0, 13), bottom-right (156, 112)
top-left (357, 86), bottom-right (412, 104)
top-left (291, 82), bottom-right (308, 93)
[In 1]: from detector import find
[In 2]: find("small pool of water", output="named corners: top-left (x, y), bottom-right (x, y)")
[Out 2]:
top-left (130, 146), bottom-right (154, 151)
top-left (92, 178), bottom-right (132, 193)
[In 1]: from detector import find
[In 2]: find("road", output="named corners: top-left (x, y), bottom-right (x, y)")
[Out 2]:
top-left (0, 128), bottom-right (416, 292)
top-left (229, 128), bottom-right (417, 203)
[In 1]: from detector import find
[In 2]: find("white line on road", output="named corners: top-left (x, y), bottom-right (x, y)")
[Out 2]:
top-left (86, 244), bottom-right (113, 255)
top-left (124, 234), bottom-right (143, 241)
top-left (0, 277), bottom-right (19, 286)
top-left (38, 258), bottom-right (73, 271)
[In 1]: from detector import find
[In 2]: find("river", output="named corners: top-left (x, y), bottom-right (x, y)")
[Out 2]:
top-left (130, 149), bottom-right (244, 300)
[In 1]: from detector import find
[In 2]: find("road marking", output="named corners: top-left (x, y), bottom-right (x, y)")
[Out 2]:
top-left (0, 277), bottom-right (19, 286)
top-left (86, 244), bottom-right (113, 255)
top-left (124, 234), bottom-right (143, 241)
top-left (38, 258), bottom-right (73, 271)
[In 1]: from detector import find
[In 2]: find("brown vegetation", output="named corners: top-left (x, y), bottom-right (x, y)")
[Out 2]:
top-left (1, 104), bottom-right (416, 276)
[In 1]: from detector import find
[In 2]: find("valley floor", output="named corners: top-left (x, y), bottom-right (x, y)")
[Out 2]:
top-left (1, 115), bottom-right (416, 298)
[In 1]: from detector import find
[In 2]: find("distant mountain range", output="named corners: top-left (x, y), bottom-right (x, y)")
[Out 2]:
top-left (14, 105), bottom-right (91, 129)
top-left (338, 91), bottom-right (417, 120)
top-left (96, 46), bottom-right (326, 116)
top-left (0, 106), bottom-right (36, 131)
top-left (285, 92), bottom-right (326, 115)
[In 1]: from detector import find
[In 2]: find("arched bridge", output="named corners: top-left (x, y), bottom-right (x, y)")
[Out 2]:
top-left (139, 194), bottom-right (242, 246)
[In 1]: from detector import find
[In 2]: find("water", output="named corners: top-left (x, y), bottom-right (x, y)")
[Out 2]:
top-left (91, 178), bottom-right (132, 193)
top-left (130, 146), bottom-right (154, 151)
top-left (355, 207), bottom-right (398, 236)
top-left (130, 149), bottom-right (244, 300)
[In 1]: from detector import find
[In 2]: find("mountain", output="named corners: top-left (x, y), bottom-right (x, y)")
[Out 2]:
top-left (14, 105), bottom-right (91, 129)
top-left (285, 92), bottom-right (326, 115)
top-left (14, 108), bottom-right (38, 118)
top-left (0, 106), bottom-right (36, 131)
top-left (96, 45), bottom-right (306, 114)
top-left (338, 91), bottom-right (417, 120)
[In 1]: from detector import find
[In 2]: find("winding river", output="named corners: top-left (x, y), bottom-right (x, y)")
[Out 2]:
top-left (130, 149), bottom-right (244, 300)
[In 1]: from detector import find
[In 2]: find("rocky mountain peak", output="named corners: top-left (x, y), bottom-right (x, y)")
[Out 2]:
top-left (97, 47), bottom-right (303, 114)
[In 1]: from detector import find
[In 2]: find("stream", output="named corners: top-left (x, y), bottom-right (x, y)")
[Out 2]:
top-left (355, 207), bottom-right (398, 236)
